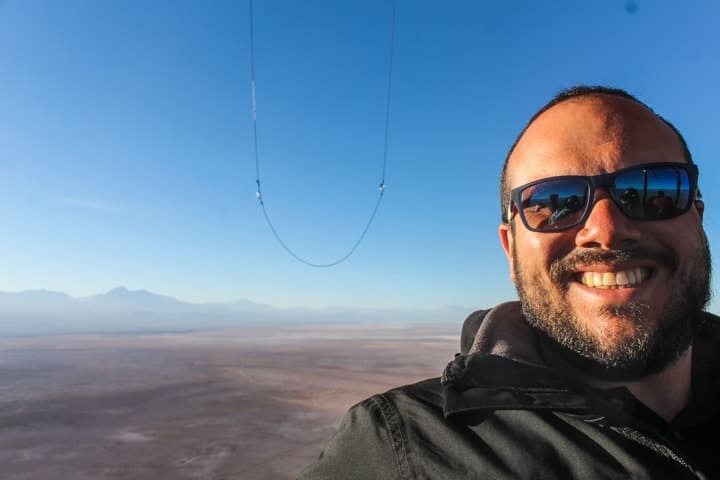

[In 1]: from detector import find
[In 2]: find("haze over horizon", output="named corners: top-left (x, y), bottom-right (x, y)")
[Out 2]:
top-left (0, 285), bottom-right (470, 336)
top-left (0, 285), bottom-right (474, 310)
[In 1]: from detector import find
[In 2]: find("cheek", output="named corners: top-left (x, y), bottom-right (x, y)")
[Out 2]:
top-left (653, 217), bottom-right (705, 264)
top-left (677, 223), bottom-right (708, 274)
top-left (514, 230), bottom-right (574, 272)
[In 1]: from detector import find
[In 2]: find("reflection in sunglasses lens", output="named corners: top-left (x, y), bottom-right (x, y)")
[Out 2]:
top-left (613, 167), bottom-right (690, 220)
top-left (520, 179), bottom-right (587, 230)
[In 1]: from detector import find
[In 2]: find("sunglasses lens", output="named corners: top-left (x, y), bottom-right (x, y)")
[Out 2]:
top-left (519, 179), bottom-right (589, 231)
top-left (612, 166), bottom-right (692, 220)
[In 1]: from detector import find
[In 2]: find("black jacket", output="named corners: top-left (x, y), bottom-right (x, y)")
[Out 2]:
top-left (299, 302), bottom-right (720, 479)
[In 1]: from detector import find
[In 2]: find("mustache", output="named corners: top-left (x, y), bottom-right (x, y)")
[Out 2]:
top-left (550, 247), bottom-right (677, 282)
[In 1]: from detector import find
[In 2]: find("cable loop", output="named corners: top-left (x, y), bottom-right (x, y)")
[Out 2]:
top-left (249, 0), bottom-right (397, 267)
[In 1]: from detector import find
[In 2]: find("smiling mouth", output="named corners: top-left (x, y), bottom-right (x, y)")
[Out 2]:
top-left (578, 268), bottom-right (651, 289)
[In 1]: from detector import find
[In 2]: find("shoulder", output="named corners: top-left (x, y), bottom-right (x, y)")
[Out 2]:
top-left (340, 377), bottom-right (445, 449)
top-left (346, 377), bottom-right (444, 429)
top-left (298, 378), bottom-right (442, 480)
top-left (700, 310), bottom-right (720, 331)
top-left (693, 311), bottom-right (720, 370)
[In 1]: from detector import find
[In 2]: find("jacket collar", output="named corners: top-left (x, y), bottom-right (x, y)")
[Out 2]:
top-left (443, 301), bottom-right (720, 427)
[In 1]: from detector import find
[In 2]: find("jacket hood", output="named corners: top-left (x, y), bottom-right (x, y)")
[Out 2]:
top-left (443, 301), bottom-right (596, 421)
top-left (466, 301), bottom-right (543, 362)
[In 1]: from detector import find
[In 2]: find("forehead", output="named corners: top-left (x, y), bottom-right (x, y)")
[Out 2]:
top-left (506, 95), bottom-right (687, 189)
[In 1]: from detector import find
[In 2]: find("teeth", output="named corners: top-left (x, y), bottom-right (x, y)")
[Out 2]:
top-left (580, 268), bottom-right (648, 288)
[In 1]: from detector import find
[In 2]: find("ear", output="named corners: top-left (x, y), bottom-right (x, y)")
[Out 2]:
top-left (499, 223), bottom-right (517, 284)
top-left (695, 199), bottom-right (705, 221)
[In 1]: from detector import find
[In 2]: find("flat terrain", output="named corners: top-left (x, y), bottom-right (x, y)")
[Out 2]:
top-left (0, 323), bottom-right (459, 479)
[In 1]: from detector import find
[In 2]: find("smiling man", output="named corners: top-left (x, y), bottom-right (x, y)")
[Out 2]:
top-left (299, 86), bottom-right (719, 479)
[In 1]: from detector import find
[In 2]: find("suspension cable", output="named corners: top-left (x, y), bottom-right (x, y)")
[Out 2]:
top-left (249, 0), bottom-right (397, 267)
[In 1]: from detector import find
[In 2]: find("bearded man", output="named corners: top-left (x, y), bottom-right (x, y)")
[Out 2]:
top-left (299, 86), bottom-right (719, 479)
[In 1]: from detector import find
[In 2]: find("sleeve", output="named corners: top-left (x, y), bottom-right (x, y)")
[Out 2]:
top-left (297, 394), bottom-right (408, 480)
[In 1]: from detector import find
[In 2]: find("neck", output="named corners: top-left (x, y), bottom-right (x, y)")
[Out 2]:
top-left (540, 341), bottom-right (693, 422)
top-left (603, 346), bottom-right (693, 422)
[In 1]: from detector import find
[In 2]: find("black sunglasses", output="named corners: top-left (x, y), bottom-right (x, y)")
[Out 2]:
top-left (505, 162), bottom-right (700, 232)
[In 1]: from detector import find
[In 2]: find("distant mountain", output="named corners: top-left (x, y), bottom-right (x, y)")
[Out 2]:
top-left (0, 287), bottom-right (284, 335)
top-left (80, 286), bottom-right (187, 310)
top-left (0, 289), bottom-right (73, 306)
top-left (0, 287), bottom-right (275, 312)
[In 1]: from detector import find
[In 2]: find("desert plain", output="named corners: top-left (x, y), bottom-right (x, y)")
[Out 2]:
top-left (0, 322), bottom-right (460, 479)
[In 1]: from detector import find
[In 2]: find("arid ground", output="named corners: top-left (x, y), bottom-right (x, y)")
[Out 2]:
top-left (0, 323), bottom-right (460, 479)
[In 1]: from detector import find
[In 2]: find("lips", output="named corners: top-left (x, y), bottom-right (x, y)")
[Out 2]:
top-left (578, 267), bottom-right (649, 289)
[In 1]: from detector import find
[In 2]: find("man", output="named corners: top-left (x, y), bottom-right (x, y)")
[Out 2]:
top-left (299, 86), bottom-right (719, 479)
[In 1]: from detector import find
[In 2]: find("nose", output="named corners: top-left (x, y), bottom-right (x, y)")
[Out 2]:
top-left (574, 191), bottom-right (642, 249)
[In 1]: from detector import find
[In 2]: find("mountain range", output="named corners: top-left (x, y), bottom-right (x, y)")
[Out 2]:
top-left (0, 287), bottom-right (468, 336)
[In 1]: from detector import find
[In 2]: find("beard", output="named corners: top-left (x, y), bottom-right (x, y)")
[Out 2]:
top-left (513, 236), bottom-right (711, 381)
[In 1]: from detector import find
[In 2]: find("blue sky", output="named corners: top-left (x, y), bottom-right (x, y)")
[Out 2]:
top-left (1, 0), bottom-right (719, 311)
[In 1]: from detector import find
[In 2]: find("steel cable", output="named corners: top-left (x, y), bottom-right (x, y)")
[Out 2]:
top-left (250, 0), bottom-right (397, 267)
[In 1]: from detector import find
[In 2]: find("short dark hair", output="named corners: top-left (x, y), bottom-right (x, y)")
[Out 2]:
top-left (499, 85), bottom-right (694, 222)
